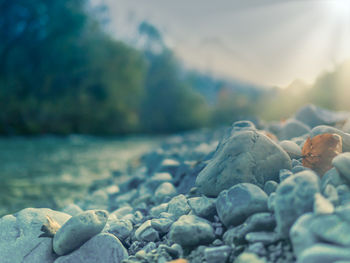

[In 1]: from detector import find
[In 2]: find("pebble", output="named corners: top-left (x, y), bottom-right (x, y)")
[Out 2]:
top-left (245, 231), bottom-right (280, 245)
top-left (216, 183), bottom-right (268, 227)
top-left (278, 119), bottom-right (310, 140)
top-left (151, 218), bottom-right (173, 234)
top-left (53, 210), bottom-right (108, 256)
top-left (154, 182), bottom-right (177, 203)
top-left (167, 194), bottom-right (191, 219)
top-left (106, 219), bottom-right (133, 241)
top-left (62, 204), bottom-right (83, 216)
top-left (204, 245), bottom-right (232, 263)
top-left (234, 252), bottom-right (267, 263)
top-left (298, 243), bottom-right (350, 263)
top-left (169, 215), bottom-right (215, 247)
top-left (263, 180), bottom-right (278, 195)
top-left (134, 220), bottom-right (159, 242)
top-left (188, 196), bottom-right (217, 220)
top-left (333, 152), bottom-right (350, 181)
top-left (313, 193), bottom-right (334, 214)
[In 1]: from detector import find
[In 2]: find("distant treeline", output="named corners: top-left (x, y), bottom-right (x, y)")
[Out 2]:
top-left (1, 0), bottom-right (348, 135)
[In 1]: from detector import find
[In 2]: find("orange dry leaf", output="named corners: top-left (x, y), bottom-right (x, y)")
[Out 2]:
top-left (167, 259), bottom-right (188, 263)
top-left (302, 133), bottom-right (342, 176)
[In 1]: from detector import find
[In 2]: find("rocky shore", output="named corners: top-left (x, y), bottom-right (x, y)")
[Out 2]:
top-left (2, 104), bottom-right (350, 263)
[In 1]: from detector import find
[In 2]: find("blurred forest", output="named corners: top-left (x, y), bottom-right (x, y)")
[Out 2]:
top-left (0, 0), bottom-right (349, 135)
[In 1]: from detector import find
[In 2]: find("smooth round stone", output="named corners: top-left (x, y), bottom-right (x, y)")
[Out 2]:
top-left (54, 233), bottom-right (127, 263)
top-left (154, 182), bottom-right (177, 203)
top-left (53, 210), bottom-right (108, 256)
top-left (333, 153), bottom-right (350, 181)
top-left (169, 215), bottom-right (215, 247)
top-left (196, 130), bottom-right (291, 196)
top-left (274, 171), bottom-right (320, 237)
top-left (298, 244), bottom-right (350, 263)
top-left (216, 183), bottom-right (268, 227)
top-left (279, 119), bottom-right (310, 140)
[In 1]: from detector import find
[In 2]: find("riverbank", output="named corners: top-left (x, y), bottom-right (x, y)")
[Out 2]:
top-left (2, 104), bottom-right (350, 263)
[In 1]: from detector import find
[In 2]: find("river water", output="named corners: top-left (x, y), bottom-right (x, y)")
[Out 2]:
top-left (0, 135), bottom-right (160, 216)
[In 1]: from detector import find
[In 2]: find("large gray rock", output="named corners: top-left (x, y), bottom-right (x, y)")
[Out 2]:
top-left (53, 210), bottom-right (108, 256)
top-left (54, 233), bottom-right (127, 263)
top-left (216, 183), bottom-right (268, 227)
top-left (310, 125), bottom-right (350, 152)
top-left (295, 104), bottom-right (349, 128)
top-left (274, 171), bottom-right (320, 237)
top-left (298, 243), bottom-right (350, 263)
top-left (169, 215), bottom-right (215, 247)
top-left (333, 153), bottom-right (350, 182)
top-left (0, 208), bottom-right (71, 263)
top-left (196, 130), bottom-right (291, 196)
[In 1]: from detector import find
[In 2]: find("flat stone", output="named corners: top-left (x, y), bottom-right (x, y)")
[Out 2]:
top-left (169, 215), bottom-right (215, 247)
top-left (53, 210), bottom-right (108, 256)
top-left (0, 208), bottom-right (71, 263)
top-left (216, 183), bottom-right (268, 227)
top-left (54, 233), bottom-right (127, 263)
top-left (274, 171), bottom-right (320, 237)
top-left (196, 130), bottom-right (291, 196)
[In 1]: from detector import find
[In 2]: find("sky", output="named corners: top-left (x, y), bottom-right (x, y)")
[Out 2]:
top-left (102, 0), bottom-right (350, 87)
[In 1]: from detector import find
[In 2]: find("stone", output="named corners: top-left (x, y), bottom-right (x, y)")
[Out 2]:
top-left (106, 219), bottom-right (133, 241)
top-left (323, 184), bottom-right (339, 205)
top-left (298, 244), bottom-right (350, 263)
top-left (135, 220), bottom-right (159, 242)
top-left (310, 214), bottom-right (350, 246)
top-left (223, 212), bottom-right (276, 245)
top-left (263, 180), bottom-right (278, 195)
top-left (154, 182), bottom-right (177, 203)
top-left (234, 252), bottom-right (266, 263)
top-left (321, 168), bottom-right (346, 191)
top-left (245, 232), bottom-right (280, 245)
top-left (279, 169), bottom-right (293, 182)
top-left (333, 153), bottom-right (350, 181)
top-left (267, 192), bottom-right (276, 212)
top-left (274, 170), bottom-right (320, 237)
top-left (337, 185), bottom-right (350, 205)
top-left (313, 193), bottom-right (334, 214)
top-left (0, 208), bottom-right (71, 263)
top-left (53, 210), bottom-right (108, 256)
top-left (169, 215), bottom-right (215, 247)
top-left (188, 196), bottom-right (216, 220)
top-left (310, 125), bottom-right (350, 152)
top-left (196, 130), bottom-right (291, 196)
top-left (204, 245), bottom-right (232, 263)
top-left (111, 206), bottom-right (133, 219)
top-left (54, 233), bottom-right (127, 263)
top-left (62, 204), bottom-right (83, 216)
top-left (247, 242), bottom-right (267, 257)
top-left (167, 194), bottom-right (191, 219)
top-left (151, 218), bottom-right (173, 234)
top-left (216, 183), bottom-right (268, 227)
top-left (290, 213), bottom-right (318, 258)
top-left (149, 203), bottom-right (168, 218)
top-left (279, 119), bottom-right (311, 140)
top-left (295, 104), bottom-right (349, 128)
